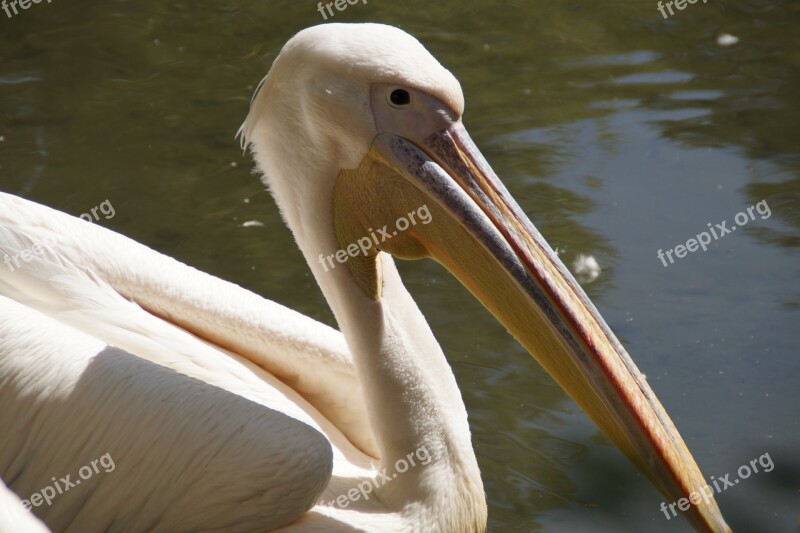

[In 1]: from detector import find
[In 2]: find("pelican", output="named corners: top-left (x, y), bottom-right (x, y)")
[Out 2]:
top-left (0, 23), bottom-right (730, 532)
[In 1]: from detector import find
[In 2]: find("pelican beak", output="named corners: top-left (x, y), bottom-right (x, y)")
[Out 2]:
top-left (353, 120), bottom-right (730, 533)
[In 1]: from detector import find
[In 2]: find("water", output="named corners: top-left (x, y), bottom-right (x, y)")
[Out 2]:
top-left (1, 1), bottom-right (798, 531)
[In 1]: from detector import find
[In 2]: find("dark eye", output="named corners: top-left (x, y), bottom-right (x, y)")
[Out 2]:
top-left (389, 89), bottom-right (411, 106)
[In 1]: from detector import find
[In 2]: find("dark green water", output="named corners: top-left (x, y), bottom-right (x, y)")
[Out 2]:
top-left (1, 1), bottom-right (798, 531)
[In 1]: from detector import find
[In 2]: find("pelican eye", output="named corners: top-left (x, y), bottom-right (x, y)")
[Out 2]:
top-left (389, 89), bottom-right (411, 107)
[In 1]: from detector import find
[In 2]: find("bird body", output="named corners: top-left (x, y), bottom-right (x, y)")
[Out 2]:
top-left (0, 23), bottom-right (730, 532)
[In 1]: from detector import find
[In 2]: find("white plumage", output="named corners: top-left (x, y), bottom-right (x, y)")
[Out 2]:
top-left (0, 23), bottom-right (729, 533)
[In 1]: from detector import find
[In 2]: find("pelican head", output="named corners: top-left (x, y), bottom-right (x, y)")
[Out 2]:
top-left (241, 23), bottom-right (729, 532)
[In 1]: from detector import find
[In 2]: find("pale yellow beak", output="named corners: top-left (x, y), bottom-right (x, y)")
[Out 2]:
top-left (331, 106), bottom-right (730, 531)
